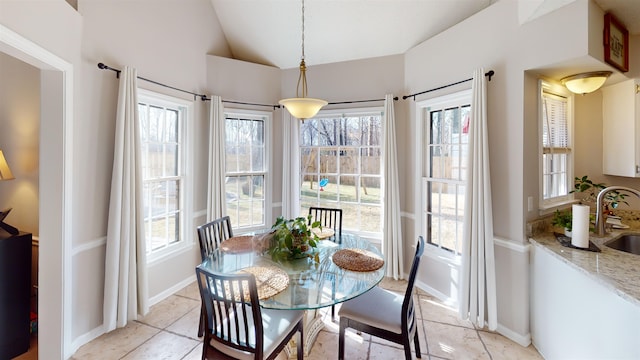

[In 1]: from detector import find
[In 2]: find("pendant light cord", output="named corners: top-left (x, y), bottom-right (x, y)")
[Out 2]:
top-left (296, 0), bottom-right (308, 98)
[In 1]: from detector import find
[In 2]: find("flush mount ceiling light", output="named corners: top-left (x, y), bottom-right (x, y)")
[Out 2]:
top-left (279, 0), bottom-right (327, 121)
top-left (561, 71), bottom-right (612, 95)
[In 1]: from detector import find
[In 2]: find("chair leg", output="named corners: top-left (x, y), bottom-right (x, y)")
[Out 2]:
top-left (338, 319), bottom-right (346, 360)
top-left (297, 321), bottom-right (304, 360)
top-left (413, 330), bottom-right (422, 358)
top-left (331, 304), bottom-right (335, 320)
top-left (197, 305), bottom-right (204, 337)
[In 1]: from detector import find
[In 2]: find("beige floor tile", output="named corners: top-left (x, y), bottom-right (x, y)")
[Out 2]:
top-left (73, 322), bottom-right (159, 359)
top-left (478, 330), bottom-right (543, 360)
top-left (120, 331), bottom-right (199, 360)
top-left (423, 321), bottom-right (490, 360)
top-left (181, 344), bottom-right (204, 360)
top-left (174, 281), bottom-right (200, 301)
top-left (369, 341), bottom-right (411, 359)
top-left (419, 295), bottom-right (474, 329)
top-left (379, 277), bottom-right (408, 293)
top-left (138, 294), bottom-right (200, 329)
top-left (306, 329), bottom-right (370, 360)
top-left (165, 306), bottom-right (202, 340)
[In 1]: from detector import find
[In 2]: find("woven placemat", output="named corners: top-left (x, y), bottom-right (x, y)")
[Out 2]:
top-left (332, 248), bottom-right (384, 272)
top-left (220, 236), bottom-right (255, 253)
top-left (312, 227), bottom-right (335, 239)
top-left (238, 265), bottom-right (289, 300)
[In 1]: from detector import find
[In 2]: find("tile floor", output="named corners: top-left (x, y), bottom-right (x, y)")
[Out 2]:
top-left (67, 279), bottom-right (543, 359)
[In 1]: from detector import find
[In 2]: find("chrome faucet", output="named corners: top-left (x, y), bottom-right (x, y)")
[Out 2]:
top-left (595, 186), bottom-right (640, 236)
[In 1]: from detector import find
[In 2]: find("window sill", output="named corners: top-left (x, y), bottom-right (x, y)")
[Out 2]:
top-left (539, 199), bottom-right (579, 217)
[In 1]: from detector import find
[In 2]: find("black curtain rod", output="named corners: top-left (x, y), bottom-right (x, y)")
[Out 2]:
top-left (327, 97), bottom-right (398, 105)
top-left (98, 62), bottom-right (398, 109)
top-left (402, 70), bottom-right (495, 101)
top-left (98, 63), bottom-right (208, 101)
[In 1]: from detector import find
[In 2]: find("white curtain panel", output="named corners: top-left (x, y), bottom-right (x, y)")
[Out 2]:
top-left (281, 110), bottom-right (301, 219)
top-left (459, 68), bottom-right (497, 330)
top-left (103, 66), bottom-right (149, 331)
top-left (206, 95), bottom-right (227, 221)
top-left (382, 94), bottom-right (404, 280)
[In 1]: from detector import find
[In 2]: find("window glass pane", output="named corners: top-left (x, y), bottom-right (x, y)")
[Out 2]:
top-left (360, 177), bottom-right (380, 204)
top-left (224, 114), bottom-right (268, 230)
top-left (138, 95), bottom-right (185, 256)
top-left (424, 95), bottom-right (470, 255)
top-left (320, 148), bottom-right (337, 173)
top-left (541, 87), bottom-right (571, 202)
top-left (300, 111), bottom-right (382, 234)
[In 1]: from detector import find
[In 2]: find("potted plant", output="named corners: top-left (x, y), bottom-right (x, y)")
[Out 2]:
top-left (571, 175), bottom-right (628, 210)
top-left (268, 215), bottom-right (321, 261)
top-left (551, 209), bottom-right (573, 237)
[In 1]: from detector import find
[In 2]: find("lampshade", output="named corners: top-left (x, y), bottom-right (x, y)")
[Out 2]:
top-left (279, 0), bottom-right (327, 121)
top-left (0, 150), bottom-right (15, 181)
top-left (561, 71), bottom-right (612, 95)
top-left (279, 97), bottom-right (328, 120)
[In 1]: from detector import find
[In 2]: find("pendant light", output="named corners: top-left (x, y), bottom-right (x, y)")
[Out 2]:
top-left (561, 71), bottom-right (612, 95)
top-left (279, 0), bottom-right (327, 121)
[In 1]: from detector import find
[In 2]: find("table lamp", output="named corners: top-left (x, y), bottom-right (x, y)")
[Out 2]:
top-left (0, 150), bottom-right (19, 235)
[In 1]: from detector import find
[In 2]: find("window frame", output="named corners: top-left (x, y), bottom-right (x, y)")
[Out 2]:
top-left (223, 108), bottom-right (272, 234)
top-left (415, 89), bottom-right (471, 261)
top-left (137, 89), bottom-right (194, 264)
top-left (299, 107), bottom-right (384, 240)
top-left (538, 79), bottom-right (575, 212)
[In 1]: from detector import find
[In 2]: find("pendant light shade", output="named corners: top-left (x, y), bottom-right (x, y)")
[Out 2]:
top-left (561, 71), bottom-right (612, 94)
top-left (279, 0), bottom-right (327, 121)
top-left (0, 151), bottom-right (15, 181)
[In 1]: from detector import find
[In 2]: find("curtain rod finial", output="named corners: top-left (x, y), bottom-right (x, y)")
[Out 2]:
top-left (97, 62), bottom-right (106, 69)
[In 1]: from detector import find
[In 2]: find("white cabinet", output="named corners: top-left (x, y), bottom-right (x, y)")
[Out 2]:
top-left (602, 78), bottom-right (640, 177)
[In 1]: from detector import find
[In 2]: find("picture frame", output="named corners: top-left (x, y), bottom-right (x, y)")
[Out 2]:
top-left (604, 13), bottom-right (628, 72)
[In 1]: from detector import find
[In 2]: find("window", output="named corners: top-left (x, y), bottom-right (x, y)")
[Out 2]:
top-left (225, 110), bottom-right (270, 232)
top-left (138, 90), bottom-right (192, 260)
top-left (420, 90), bottom-right (471, 255)
top-left (540, 80), bottom-right (573, 208)
top-left (299, 109), bottom-right (383, 236)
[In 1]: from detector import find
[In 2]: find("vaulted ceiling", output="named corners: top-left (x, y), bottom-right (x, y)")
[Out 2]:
top-left (210, 0), bottom-right (640, 70)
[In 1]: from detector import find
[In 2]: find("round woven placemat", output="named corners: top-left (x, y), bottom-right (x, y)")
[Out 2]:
top-left (220, 236), bottom-right (255, 253)
top-left (239, 265), bottom-right (289, 300)
top-left (312, 227), bottom-right (335, 239)
top-left (332, 248), bottom-right (384, 272)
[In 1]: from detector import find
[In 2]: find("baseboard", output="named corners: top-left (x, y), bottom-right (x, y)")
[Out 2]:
top-left (70, 324), bottom-right (105, 356)
top-left (496, 323), bottom-right (531, 347)
top-left (148, 274), bottom-right (196, 306)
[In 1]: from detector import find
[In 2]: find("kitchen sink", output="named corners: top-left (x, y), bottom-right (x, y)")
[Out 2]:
top-left (604, 234), bottom-right (640, 255)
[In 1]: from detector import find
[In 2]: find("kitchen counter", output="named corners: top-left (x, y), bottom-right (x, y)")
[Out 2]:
top-left (528, 210), bottom-right (640, 308)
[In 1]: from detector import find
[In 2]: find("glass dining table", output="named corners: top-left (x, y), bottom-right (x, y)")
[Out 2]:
top-left (196, 232), bottom-right (385, 356)
top-left (197, 232), bottom-right (385, 310)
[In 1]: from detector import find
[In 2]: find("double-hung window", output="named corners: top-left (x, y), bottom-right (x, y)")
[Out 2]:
top-left (138, 90), bottom-right (193, 260)
top-left (539, 80), bottom-right (573, 208)
top-left (420, 90), bottom-right (471, 255)
top-left (224, 110), bottom-right (270, 232)
top-left (299, 109), bottom-right (383, 236)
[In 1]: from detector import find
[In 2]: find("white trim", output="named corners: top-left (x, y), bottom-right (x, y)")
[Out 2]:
top-left (70, 324), bottom-right (105, 357)
top-left (148, 274), bottom-right (196, 306)
top-left (496, 323), bottom-right (532, 347)
top-left (71, 237), bottom-right (107, 257)
top-left (493, 237), bottom-right (530, 253)
top-left (1, 23), bottom-right (74, 359)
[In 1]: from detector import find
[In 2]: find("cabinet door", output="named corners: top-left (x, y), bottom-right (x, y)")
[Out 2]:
top-left (602, 79), bottom-right (640, 177)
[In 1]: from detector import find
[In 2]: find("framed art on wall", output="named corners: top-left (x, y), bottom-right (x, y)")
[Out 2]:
top-left (604, 13), bottom-right (629, 72)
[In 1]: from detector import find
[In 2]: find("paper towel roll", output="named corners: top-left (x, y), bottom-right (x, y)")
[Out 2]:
top-left (571, 204), bottom-right (590, 248)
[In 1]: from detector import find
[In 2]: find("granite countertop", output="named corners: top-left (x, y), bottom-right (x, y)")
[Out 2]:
top-left (528, 210), bottom-right (640, 307)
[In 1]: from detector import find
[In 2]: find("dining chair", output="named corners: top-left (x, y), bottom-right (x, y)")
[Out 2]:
top-left (338, 236), bottom-right (425, 360)
top-left (308, 206), bottom-right (342, 240)
top-left (196, 266), bottom-right (304, 360)
top-left (308, 206), bottom-right (343, 319)
top-left (197, 216), bottom-right (234, 260)
top-left (196, 216), bottom-right (234, 337)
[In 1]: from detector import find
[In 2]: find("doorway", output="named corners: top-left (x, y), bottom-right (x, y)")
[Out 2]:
top-left (0, 24), bottom-right (73, 358)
